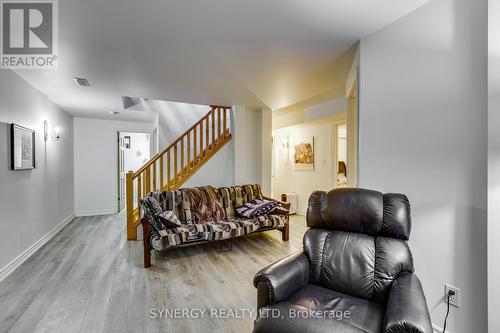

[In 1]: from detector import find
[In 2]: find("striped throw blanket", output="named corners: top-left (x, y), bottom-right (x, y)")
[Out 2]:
top-left (236, 199), bottom-right (279, 218)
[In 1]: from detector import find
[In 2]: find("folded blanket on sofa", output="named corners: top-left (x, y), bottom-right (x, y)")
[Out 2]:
top-left (236, 199), bottom-right (280, 218)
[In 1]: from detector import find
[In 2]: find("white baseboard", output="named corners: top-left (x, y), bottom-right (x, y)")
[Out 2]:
top-left (295, 209), bottom-right (306, 216)
top-left (0, 213), bottom-right (76, 282)
top-left (75, 208), bottom-right (116, 217)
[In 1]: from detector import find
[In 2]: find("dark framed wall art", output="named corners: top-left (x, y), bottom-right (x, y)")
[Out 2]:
top-left (11, 124), bottom-right (36, 170)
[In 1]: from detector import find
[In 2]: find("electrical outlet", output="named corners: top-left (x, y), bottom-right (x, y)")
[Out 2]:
top-left (445, 284), bottom-right (460, 308)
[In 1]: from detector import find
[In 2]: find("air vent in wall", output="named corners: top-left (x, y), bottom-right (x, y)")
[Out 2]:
top-left (73, 77), bottom-right (90, 87)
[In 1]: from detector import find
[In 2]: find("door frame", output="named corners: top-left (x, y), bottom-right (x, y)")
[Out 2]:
top-left (331, 120), bottom-right (347, 189)
top-left (116, 131), bottom-right (152, 213)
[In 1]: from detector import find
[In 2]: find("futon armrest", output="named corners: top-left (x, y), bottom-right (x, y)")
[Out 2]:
top-left (262, 195), bottom-right (291, 212)
top-left (253, 252), bottom-right (309, 310)
top-left (384, 272), bottom-right (433, 333)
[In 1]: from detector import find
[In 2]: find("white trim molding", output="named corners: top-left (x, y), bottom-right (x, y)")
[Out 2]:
top-left (75, 208), bottom-right (116, 217)
top-left (0, 213), bottom-right (76, 282)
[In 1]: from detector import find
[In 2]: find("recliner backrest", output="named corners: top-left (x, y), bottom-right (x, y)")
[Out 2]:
top-left (305, 188), bottom-right (414, 303)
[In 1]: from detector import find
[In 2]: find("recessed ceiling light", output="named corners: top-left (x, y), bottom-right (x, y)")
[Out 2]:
top-left (73, 77), bottom-right (90, 87)
top-left (109, 111), bottom-right (120, 115)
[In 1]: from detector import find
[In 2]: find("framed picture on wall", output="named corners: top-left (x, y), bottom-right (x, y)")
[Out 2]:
top-left (11, 124), bottom-right (36, 170)
top-left (294, 137), bottom-right (314, 171)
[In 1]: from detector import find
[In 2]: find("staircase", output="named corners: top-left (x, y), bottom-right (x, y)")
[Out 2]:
top-left (126, 105), bottom-right (232, 240)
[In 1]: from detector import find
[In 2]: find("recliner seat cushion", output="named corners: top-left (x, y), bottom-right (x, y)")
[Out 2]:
top-left (254, 284), bottom-right (385, 333)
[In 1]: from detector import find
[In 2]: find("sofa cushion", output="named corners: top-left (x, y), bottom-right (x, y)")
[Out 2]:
top-left (150, 214), bottom-right (287, 251)
top-left (184, 186), bottom-right (226, 223)
top-left (159, 210), bottom-right (183, 228)
top-left (256, 214), bottom-right (287, 229)
top-left (139, 197), bottom-right (166, 233)
top-left (218, 184), bottom-right (263, 219)
top-left (149, 190), bottom-right (194, 224)
top-left (150, 224), bottom-right (203, 250)
top-left (242, 184), bottom-right (263, 202)
top-left (254, 284), bottom-right (385, 333)
top-left (218, 186), bottom-right (245, 218)
top-left (198, 218), bottom-right (260, 241)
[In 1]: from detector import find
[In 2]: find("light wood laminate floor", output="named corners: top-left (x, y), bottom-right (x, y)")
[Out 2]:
top-left (0, 213), bottom-right (307, 333)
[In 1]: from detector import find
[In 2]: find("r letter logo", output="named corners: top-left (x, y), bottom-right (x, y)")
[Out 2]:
top-left (1, 1), bottom-right (58, 69)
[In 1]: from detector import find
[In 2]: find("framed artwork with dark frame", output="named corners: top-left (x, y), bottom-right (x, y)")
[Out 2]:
top-left (11, 124), bottom-right (36, 170)
top-left (124, 135), bottom-right (131, 149)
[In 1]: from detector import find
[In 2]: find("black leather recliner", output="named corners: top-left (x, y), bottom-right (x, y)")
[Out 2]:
top-left (253, 188), bottom-right (433, 333)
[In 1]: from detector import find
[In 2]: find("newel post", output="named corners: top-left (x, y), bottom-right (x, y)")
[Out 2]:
top-left (126, 171), bottom-right (136, 240)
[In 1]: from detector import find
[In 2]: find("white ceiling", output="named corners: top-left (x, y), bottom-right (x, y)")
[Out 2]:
top-left (15, 0), bottom-right (431, 121)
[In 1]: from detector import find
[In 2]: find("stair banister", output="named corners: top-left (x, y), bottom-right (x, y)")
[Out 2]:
top-left (126, 105), bottom-right (232, 240)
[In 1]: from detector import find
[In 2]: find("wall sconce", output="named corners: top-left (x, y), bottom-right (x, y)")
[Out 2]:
top-left (44, 120), bottom-right (61, 141)
top-left (44, 120), bottom-right (48, 142)
top-left (282, 134), bottom-right (290, 150)
top-left (53, 126), bottom-right (61, 141)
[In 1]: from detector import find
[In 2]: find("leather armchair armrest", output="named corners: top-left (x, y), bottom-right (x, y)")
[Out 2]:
top-left (253, 252), bottom-right (309, 310)
top-left (384, 272), bottom-right (433, 333)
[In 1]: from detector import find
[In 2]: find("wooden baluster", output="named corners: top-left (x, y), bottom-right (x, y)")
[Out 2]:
top-left (223, 107), bottom-right (227, 138)
top-left (174, 143), bottom-right (178, 184)
top-left (187, 131), bottom-right (191, 173)
top-left (159, 155), bottom-right (164, 190)
top-left (193, 125), bottom-right (197, 163)
top-left (199, 122), bottom-right (203, 158)
top-left (206, 116), bottom-right (210, 153)
top-left (152, 160), bottom-right (157, 191)
top-left (145, 167), bottom-right (151, 195)
top-left (180, 137), bottom-right (184, 178)
top-left (137, 174), bottom-right (142, 216)
top-left (167, 148), bottom-right (171, 189)
top-left (211, 109), bottom-right (216, 146)
top-left (217, 107), bottom-right (221, 141)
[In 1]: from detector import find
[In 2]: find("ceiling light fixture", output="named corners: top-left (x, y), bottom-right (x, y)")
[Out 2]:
top-left (73, 77), bottom-right (91, 87)
top-left (109, 111), bottom-right (120, 115)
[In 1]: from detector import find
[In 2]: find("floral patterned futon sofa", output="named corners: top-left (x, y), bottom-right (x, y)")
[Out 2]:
top-left (139, 184), bottom-right (290, 267)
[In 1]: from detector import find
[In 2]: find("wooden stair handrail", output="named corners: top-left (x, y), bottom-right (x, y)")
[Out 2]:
top-left (126, 105), bottom-right (232, 240)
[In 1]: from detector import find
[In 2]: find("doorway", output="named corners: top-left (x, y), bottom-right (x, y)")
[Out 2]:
top-left (117, 132), bottom-right (151, 212)
top-left (334, 122), bottom-right (348, 188)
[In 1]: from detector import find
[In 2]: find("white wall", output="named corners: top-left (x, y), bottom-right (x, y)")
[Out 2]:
top-left (156, 101), bottom-right (208, 151)
top-left (273, 115), bottom-right (345, 214)
top-left (183, 141), bottom-right (235, 188)
top-left (74, 118), bottom-right (155, 216)
top-left (0, 70), bottom-right (74, 277)
top-left (233, 106), bottom-right (263, 186)
top-left (273, 96), bottom-right (347, 130)
top-left (488, 0), bottom-right (500, 331)
top-left (261, 107), bottom-right (273, 196)
top-left (359, 0), bottom-right (487, 332)
top-left (182, 106), bottom-right (267, 191)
